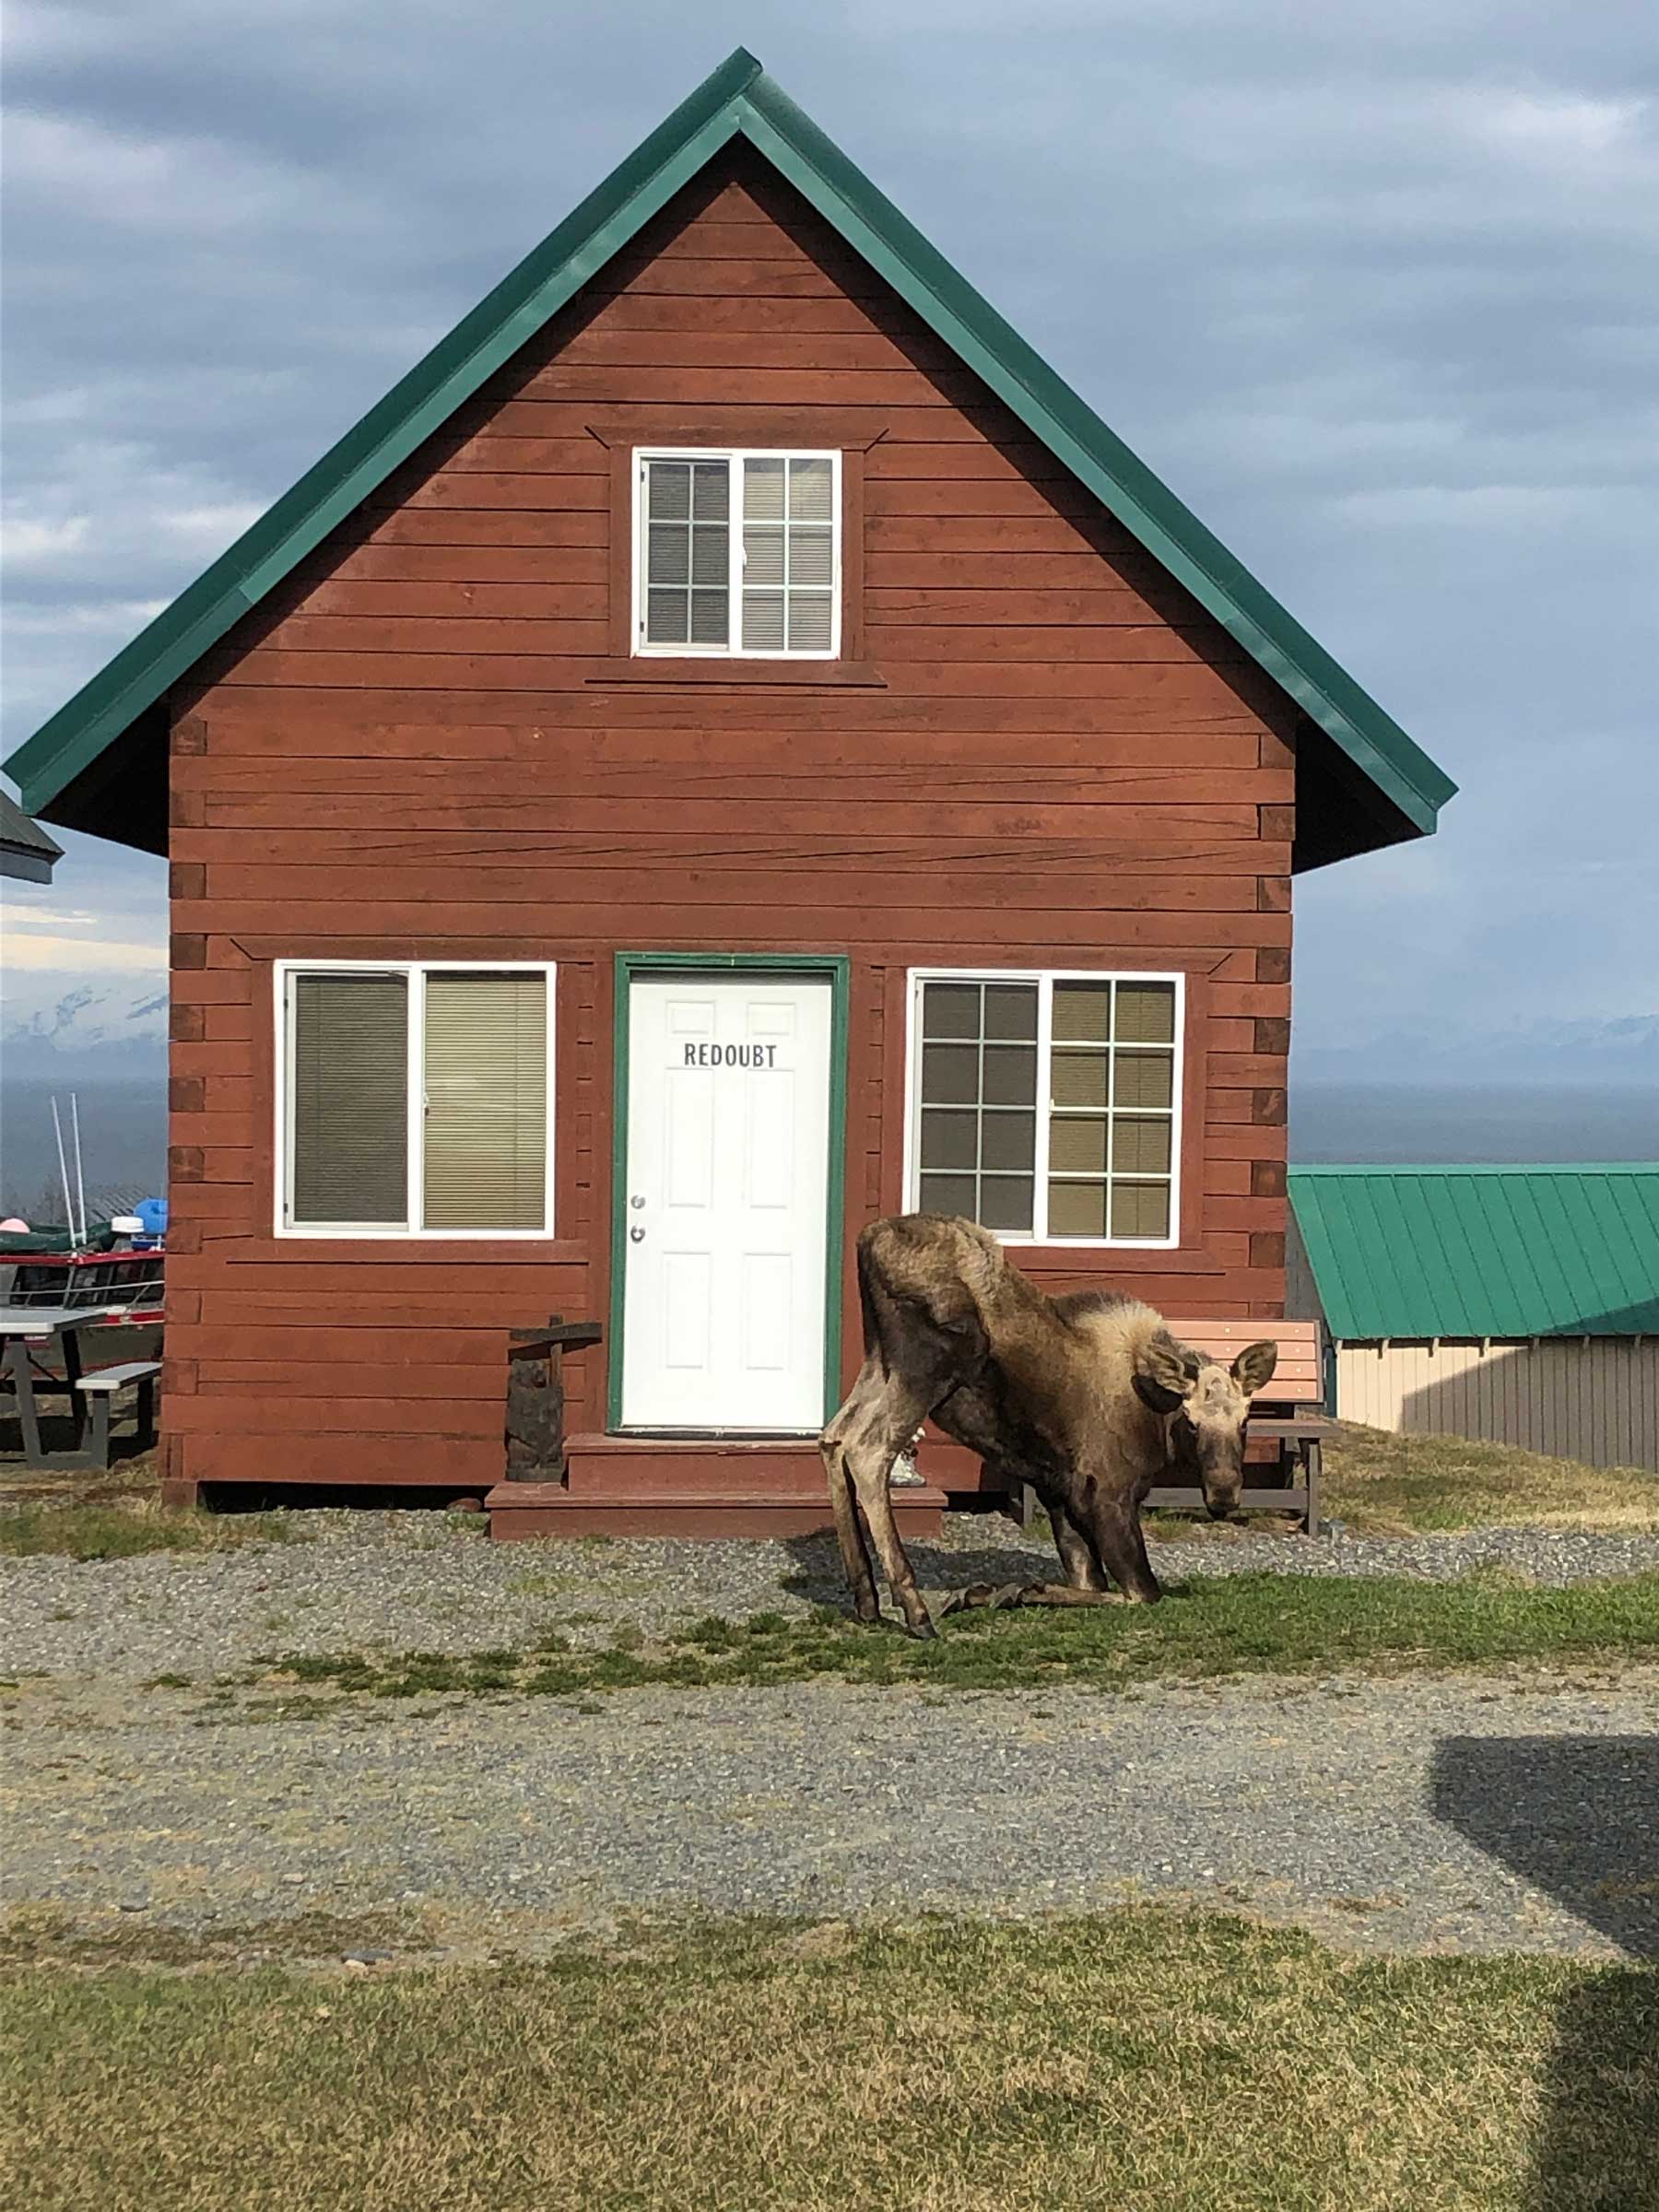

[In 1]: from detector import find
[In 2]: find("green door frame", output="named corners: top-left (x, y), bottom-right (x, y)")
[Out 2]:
top-left (607, 950), bottom-right (852, 1433)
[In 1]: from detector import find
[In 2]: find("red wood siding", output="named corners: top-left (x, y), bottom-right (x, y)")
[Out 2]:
top-left (165, 149), bottom-right (1295, 1490)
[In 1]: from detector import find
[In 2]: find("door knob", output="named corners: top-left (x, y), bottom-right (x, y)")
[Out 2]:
top-left (629, 1226), bottom-right (645, 1243)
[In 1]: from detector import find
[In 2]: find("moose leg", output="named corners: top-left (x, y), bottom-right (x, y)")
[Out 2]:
top-left (847, 1460), bottom-right (935, 1638)
top-left (820, 1359), bottom-right (884, 1623)
top-left (1082, 1489), bottom-right (1162, 1605)
top-left (839, 1382), bottom-right (941, 1638)
top-left (1048, 1500), bottom-right (1110, 1592)
top-left (824, 1354), bottom-right (940, 1635)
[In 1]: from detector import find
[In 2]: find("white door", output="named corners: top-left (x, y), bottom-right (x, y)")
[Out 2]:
top-left (620, 971), bottom-right (834, 1431)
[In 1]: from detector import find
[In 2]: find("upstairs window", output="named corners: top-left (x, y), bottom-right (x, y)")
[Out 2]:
top-left (278, 963), bottom-right (554, 1235)
top-left (907, 970), bottom-right (1182, 1245)
top-left (634, 449), bottom-right (840, 657)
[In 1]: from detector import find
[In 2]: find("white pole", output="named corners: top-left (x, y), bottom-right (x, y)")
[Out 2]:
top-left (51, 1097), bottom-right (75, 1243)
top-left (70, 1092), bottom-right (88, 1247)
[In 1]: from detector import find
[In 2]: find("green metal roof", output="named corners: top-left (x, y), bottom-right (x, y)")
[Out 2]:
top-left (7, 46), bottom-right (1456, 861)
top-left (0, 790), bottom-right (63, 864)
top-left (1288, 1167), bottom-right (1659, 1340)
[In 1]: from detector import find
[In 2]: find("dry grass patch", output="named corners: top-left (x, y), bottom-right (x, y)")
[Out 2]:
top-left (4, 1911), bottom-right (1653, 2211)
top-left (0, 1495), bottom-right (309, 1561)
top-left (1323, 1424), bottom-right (1659, 1535)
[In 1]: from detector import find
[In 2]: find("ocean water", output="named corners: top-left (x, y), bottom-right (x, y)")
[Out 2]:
top-left (1, 1069), bottom-right (1651, 1221)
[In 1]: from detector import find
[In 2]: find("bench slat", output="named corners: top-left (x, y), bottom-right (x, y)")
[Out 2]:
top-left (76, 1361), bottom-right (162, 1394)
top-left (1165, 1320), bottom-right (1322, 1408)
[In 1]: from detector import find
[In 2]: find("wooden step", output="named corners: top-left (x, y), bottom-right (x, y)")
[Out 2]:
top-left (485, 1481), bottom-right (946, 1542)
top-left (563, 1430), bottom-right (1009, 1502)
top-left (563, 1432), bottom-right (827, 1498)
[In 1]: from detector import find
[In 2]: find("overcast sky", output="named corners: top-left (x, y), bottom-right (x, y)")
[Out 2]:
top-left (5, 0), bottom-right (1656, 1077)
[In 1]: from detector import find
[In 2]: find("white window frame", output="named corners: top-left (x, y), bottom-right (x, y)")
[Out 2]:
top-left (902, 966), bottom-right (1185, 1250)
top-left (274, 959), bottom-right (558, 1239)
top-left (630, 447), bottom-right (841, 660)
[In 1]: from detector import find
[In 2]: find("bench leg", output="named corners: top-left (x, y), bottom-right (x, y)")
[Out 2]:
top-left (1303, 1440), bottom-right (1322, 1537)
top-left (4, 1341), bottom-right (45, 1468)
top-left (136, 1376), bottom-right (158, 1451)
top-left (87, 1394), bottom-right (112, 1475)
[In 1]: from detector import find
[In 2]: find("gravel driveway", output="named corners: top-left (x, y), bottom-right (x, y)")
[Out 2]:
top-left (5, 1671), bottom-right (1655, 1962)
top-left (7, 1511), bottom-right (1659, 1682)
top-left (6, 1514), bottom-right (1656, 1966)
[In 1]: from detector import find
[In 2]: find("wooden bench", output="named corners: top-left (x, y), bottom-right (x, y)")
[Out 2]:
top-left (1143, 1319), bottom-right (1330, 1534)
top-left (73, 1359), bottom-right (161, 1472)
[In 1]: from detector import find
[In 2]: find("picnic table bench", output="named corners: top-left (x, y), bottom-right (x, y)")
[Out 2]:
top-left (0, 1305), bottom-right (161, 1472)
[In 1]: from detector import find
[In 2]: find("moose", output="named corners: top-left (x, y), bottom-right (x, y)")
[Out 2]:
top-left (821, 1213), bottom-right (1279, 1636)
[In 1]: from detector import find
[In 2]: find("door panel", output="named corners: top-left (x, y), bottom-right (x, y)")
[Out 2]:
top-left (621, 971), bottom-right (833, 1430)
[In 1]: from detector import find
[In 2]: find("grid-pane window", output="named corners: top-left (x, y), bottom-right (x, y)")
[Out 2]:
top-left (636, 450), bottom-right (839, 657)
top-left (642, 458), bottom-right (730, 649)
top-left (915, 981), bottom-right (1040, 1233)
top-left (283, 966), bottom-right (553, 1234)
top-left (912, 972), bottom-right (1181, 1242)
top-left (741, 455), bottom-right (835, 652)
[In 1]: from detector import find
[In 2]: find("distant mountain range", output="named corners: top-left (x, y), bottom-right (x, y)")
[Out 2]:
top-left (1294, 1015), bottom-right (1659, 1088)
top-left (4, 983), bottom-right (168, 1080)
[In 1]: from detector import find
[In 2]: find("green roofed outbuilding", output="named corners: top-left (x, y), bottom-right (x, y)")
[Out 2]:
top-left (1288, 1167), bottom-right (1659, 1469)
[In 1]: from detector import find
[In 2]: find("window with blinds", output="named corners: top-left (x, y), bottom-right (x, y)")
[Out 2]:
top-left (422, 974), bottom-right (547, 1230)
top-left (282, 966), bottom-right (552, 1234)
top-left (911, 971), bottom-right (1182, 1243)
top-left (290, 972), bottom-right (408, 1226)
top-left (637, 450), bottom-right (839, 657)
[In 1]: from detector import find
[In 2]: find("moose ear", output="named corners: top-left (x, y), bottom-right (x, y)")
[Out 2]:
top-left (1134, 1336), bottom-right (1194, 1415)
top-left (1230, 1339), bottom-right (1279, 1394)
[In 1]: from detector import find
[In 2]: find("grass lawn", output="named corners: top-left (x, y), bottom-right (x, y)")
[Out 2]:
top-left (4, 1910), bottom-right (1653, 2212)
top-left (246, 1571), bottom-right (1659, 1701)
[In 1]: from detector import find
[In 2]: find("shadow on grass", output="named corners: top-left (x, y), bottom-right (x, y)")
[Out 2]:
top-left (1433, 1736), bottom-right (1659, 2210)
top-left (779, 1525), bottom-right (1060, 1609)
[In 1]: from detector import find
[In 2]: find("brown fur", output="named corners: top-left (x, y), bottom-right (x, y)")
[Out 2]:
top-left (821, 1214), bottom-right (1277, 1634)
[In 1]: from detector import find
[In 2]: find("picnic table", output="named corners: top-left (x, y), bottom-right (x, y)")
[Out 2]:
top-left (0, 1305), bottom-right (156, 1472)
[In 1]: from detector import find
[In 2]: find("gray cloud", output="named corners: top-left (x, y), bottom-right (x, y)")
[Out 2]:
top-left (5, 0), bottom-right (1655, 1066)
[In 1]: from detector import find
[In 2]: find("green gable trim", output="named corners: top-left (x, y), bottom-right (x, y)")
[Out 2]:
top-left (1288, 1166), bottom-right (1659, 1341)
top-left (9, 46), bottom-right (1454, 850)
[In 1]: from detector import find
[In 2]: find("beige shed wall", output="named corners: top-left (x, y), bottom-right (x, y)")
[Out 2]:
top-left (1334, 1338), bottom-right (1659, 1471)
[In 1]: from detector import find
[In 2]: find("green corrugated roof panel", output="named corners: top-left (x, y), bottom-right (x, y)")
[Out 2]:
top-left (1288, 1167), bottom-right (1659, 1339)
top-left (6, 46), bottom-right (1455, 862)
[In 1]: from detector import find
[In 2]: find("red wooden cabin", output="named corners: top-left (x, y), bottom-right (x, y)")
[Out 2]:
top-left (7, 52), bottom-right (1454, 1535)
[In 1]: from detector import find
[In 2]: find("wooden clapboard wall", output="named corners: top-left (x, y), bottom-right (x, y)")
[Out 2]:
top-left (162, 146), bottom-right (1296, 1497)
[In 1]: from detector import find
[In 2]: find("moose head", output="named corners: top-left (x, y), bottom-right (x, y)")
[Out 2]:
top-left (1134, 1335), bottom-right (1279, 1520)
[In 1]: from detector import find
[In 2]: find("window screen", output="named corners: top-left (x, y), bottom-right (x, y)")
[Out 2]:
top-left (289, 972), bottom-right (408, 1225)
top-left (422, 974), bottom-right (547, 1230)
top-left (637, 451), bottom-right (837, 655)
top-left (913, 974), bottom-right (1180, 1241)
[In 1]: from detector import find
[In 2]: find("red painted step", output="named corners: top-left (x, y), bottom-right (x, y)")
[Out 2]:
top-left (562, 1433), bottom-right (829, 1498)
